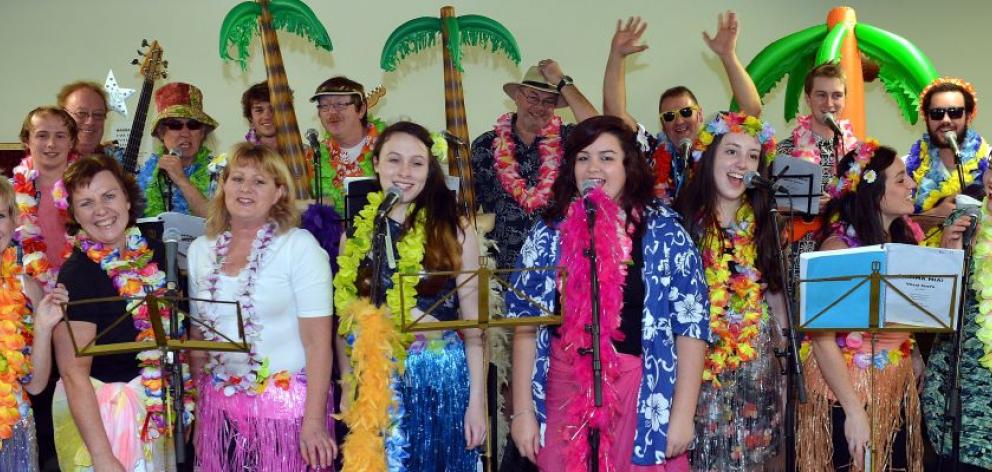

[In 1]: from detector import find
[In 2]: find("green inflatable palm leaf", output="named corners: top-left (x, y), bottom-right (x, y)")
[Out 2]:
top-left (219, 0), bottom-right (332, 71)
top-left (731, 25), bottom-right (825, 116)
top-left (856, 23), bottom-right (937, 124)
top-left (380, 14), bottom-right (520, 72)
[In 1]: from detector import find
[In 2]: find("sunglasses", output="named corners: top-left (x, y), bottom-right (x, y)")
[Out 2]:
top-left (927, 107), bottom-right (965, 121)
top-left (660, 105), bottom-right (698, 122)
top-left (161, 119), bottom-right (204, 131)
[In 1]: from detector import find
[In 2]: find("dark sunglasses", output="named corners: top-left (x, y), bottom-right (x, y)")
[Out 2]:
top-left (659, 105), bottom-right (698, 123)
top-left (927, 107), bottom-right (965, 121)
top-left (161, 119), bottom-right (205, 131)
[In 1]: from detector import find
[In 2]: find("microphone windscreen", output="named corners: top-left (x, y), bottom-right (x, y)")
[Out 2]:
top-left (163, 227), bottom-right (182, 244)
top-left (580, 179), bottom-right (600, 195)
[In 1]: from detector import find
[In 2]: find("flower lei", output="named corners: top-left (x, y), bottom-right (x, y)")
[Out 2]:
top-left (199, 222), bottom-right (279, 395)
top-left (77, 227), bottom-right (194, 439)
top-left (695, 112), bottom-right (776, 163)
top-left (789, 114), bottom-right (859, 165)
top-left (701, 203), bottom-right (768, 386)
top-left (492, 112), bottom-right (563, 213)
top-left (651, 143), bottom-right (674, 200)
top-left (141, 145), bottom-right (216, 216)
top-left (905, 130), bottom-right (990, 212)
top-left (333, 191), bottom-right (425, 470)
top-left (557, 187), bottom-right (632, 471)
top-left (316, 117), bottom-right (385, 215)
top-left (827, 139), bottom-right (881, 199)
top-left (12, 154), bottom-right (75, 290)
top-left (969, 197), bottom-right (992, 371)
top-left (0, 247), bottom-right (32, 442)
top-left (798, 333), bottom-right (914, 370)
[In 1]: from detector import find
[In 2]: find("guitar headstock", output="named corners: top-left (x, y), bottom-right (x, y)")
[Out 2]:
top-left (131, 39), bottom-right (167, 81)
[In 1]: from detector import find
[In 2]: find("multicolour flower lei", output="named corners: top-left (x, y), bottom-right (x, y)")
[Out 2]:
top-left (199, 222), bottom-right (281, 396)
top-left (694, 112), bottom-right (776, 164)
top-left (970, 197), bottom-right (992, 372)
top-left (701, 203), bottom-right (768, 386)
top-left (77, 227), bottom-right (195, 439)
top-left (905, 130), bottom-right (990, 212)
top-left (12, 154), bottom-right (76, 290)
top-left (316, 117), bottom-right (384, 215)
top-left (799, 333), bottom-right (914, 370)
top-left (789, 114), bottom-right (859, 165)
top-left (0, 247), bottom-right (32, 443)
top-left (492, 112), bottom-right (563, 213)
top-left (827, 139), bottom-right (881, 199)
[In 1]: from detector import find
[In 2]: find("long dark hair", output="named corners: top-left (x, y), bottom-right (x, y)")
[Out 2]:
top-left (544, 115), bottom-right (654, 226)
top-left (371, 121), bottom-right (462, 273)
top-left (673, 132), bottom-right (783, 292)
top-left (819, 145), bottom-right (918, 246)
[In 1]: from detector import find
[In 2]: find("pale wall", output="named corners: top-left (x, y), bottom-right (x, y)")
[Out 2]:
top-left (1, 0), bottom-right (988, 156)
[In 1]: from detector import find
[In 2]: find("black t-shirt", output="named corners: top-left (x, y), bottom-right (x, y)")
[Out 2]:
top-left (57, 239), bottom-right (166, 384)
top-left (615, 228), bottom-right (645, 356)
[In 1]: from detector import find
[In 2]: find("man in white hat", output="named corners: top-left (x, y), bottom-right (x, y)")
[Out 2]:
top-left (471, 59), bottom-right (597, 272)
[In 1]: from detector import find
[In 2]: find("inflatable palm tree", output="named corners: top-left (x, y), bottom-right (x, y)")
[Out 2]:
top-left (219, 0), bottom-right (332, 199)
top-left (743, 6), bottom-right (937, 138)
top-left (380, 6), bottom-right (520, 212)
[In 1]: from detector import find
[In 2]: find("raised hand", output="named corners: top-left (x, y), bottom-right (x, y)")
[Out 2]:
top-left (612, 17), bottom-right (649, 58)
top-left (35, 283), bottom-right (68, 334)
top-left (703, 10), bottom-right (739, 58)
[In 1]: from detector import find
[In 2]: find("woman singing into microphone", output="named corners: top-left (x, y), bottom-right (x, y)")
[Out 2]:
top-left (509, 115), bottom-right (710, 471)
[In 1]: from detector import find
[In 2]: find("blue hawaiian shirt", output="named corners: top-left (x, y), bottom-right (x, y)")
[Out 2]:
top-left (506, 203), bottom-right (711, 465)
top-left (137, 150), bottom-right (217, 216)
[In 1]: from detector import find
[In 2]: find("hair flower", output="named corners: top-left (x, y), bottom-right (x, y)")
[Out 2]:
top-left (863, 169), bottom-right (877, 184)
top-left (429, 132), bottom-right (448, 164)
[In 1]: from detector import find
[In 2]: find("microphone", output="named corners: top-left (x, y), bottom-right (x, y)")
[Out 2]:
top-left (953, 194), bottom-right (982, 243)
top-left (305, 128), bottom-right (321, 150)
top-left (944, 130), bottom-right (961, 158)
top-left (677, 138), bottom-right (693, 160)
top-left (441, 130), bottom-right (465, 146)
top-left (743, 170), bottom-right (785, 193)
top-left (163, 227), bottom-right (181, 294)
top-left (823, 113), bottom-right (843, 137)
top-left (376, 186), bottom-right (403, 220)
top-left (581, 179), bottom-right (600, 225)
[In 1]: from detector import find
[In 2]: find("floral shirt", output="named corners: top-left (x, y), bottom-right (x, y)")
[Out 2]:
top-left (137, 148), bottom-right (218, 216)
top-left (507, 203), bottom-right (712, 465)
top-left (470, 118), bottom-right (573, 270)
top-left (633, 124), bottom-right (701, 204)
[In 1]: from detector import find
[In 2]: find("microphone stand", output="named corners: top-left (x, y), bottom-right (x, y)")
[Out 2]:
top-left (370, 211), bottom-right (389, 308)
top-left (313, 143), bottom-right (323, 206)
top-left (579, 196), bottom-right (602, 472)
top-left (165, 280), bottom-right (186, 465)
top-left (767, 186), bottom-right (807, 472)
top-left (941, 211), bottom-right (977, 472)
top-left (160, 172), bottom-right (174, 212)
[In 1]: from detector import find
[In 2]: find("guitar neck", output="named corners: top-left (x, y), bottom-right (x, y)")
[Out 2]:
top-left (121, 77), bottom-right (154, 174)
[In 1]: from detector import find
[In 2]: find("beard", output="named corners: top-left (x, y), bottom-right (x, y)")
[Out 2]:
top-left (927, 123), bottom-right (968, 150)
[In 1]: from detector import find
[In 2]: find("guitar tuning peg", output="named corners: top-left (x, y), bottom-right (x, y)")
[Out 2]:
top-left (131, 59), bottom-right (140, 65)
top-left (162, 72), bottom-right (168, 79)
top-left (137, 49), bottom-right (144, 56)
top-left (163, 61), bottom-right (169, 68)
top-left (141, 39), bottom-right (149, 47)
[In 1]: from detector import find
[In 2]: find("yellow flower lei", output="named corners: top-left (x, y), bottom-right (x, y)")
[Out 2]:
top-left (333, 191), bottom-right (424, 363)
top-left (0, 247), bottom-right (31, 442)
top-left (700, 203), bottom-right (769, 386)
top-left (970, 197), bottom-right (992, 371)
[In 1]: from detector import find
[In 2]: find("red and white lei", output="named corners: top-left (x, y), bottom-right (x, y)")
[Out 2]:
top-left (492, 112), bottom-right (563, 213)
top-left (12, 154), bottom-right (76, 290)
top-left (789, 114), bottom-right (859, 165)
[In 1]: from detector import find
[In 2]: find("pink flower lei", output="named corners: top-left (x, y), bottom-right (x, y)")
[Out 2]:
top-left (492, 112), bottom-right (563, 213)
top-left (789, 114), bottom-right (859, 165)
top-left (200, 222), bottom-right (278, 396)
top-left (12, 153), bottom-right (77, 290)
top-left (557, 188), bottom-right (634, 471)
top-left (76, 227), bottom-right (195, 440)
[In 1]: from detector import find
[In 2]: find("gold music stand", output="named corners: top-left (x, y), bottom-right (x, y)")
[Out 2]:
top-left (397, 264), bottom-right (564, 471)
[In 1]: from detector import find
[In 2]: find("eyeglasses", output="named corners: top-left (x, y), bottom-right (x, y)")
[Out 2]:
top-left (659, 105), bottom-right (698, 123)
top-left (68, 109), bottom-right (107, 122)
top-left (316, 101), bottom-right (356, 112)
top-left (161, 119), bottom-right (204, 131)
top-left (927, 106), bottom-right (965, 121)
top-left (521, 91), bottom-right (558, 108)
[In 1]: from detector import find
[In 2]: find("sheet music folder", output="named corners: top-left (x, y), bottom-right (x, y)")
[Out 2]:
top-left (799, 243), bottom-right (963, 332)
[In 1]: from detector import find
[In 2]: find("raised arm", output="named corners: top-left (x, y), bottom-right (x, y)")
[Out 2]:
top-left (539, 60), bottom-right (599, 122)
top-left (603, 17), bottom-right (648, 131)
top-left (703, 10), bottom-right (762, 117)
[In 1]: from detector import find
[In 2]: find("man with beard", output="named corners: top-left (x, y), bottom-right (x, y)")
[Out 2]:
top-left (603, 12), bottom-right (762, 203)
top-left (907, 77), bottom-right (990, 230)
top-left (57, 81), bottom-right (124, 163)
top-left (470, 59), bottom-right (596, 472)
top-left (241, 81), bottom-right (279, 149)
top-left (308, 76), bottom-right (385, 216)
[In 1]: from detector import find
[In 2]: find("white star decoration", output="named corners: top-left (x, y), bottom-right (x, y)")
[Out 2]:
top-left (104, 69), bottom-right (135, 117)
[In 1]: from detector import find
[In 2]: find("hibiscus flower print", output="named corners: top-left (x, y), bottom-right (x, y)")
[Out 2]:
top-left (673, 291), bottom-right (706, 323)
top-left (641, 393), bottom-right (671, 432)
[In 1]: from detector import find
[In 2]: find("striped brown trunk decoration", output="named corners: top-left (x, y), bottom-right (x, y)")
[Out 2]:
top-left (258, 0), bottom-right (311, 199)
top-left (440, 6), bottom-right (475, 215)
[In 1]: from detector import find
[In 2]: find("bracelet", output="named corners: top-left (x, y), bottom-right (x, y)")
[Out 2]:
top-left (510, 410), bottom-right (535, 421)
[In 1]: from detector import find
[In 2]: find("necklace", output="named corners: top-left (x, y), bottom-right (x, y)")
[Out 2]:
top-left (970, 198), bottom-right (992, 372)
top-left (316, 118), bottom-right (384, 215)
top-left (906, 130), bottom-right (989, 212)
top-left (491, 112), bottom-right (563, 213)
top-left (12, 154), bottom-right (75, 290)
top-left (789, 114), bottom-right (858, 165)
top-left (0, 246), bottom-right (32, 443)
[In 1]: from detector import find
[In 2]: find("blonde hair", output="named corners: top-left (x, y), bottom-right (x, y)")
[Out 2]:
top-left (205, 143), bottom-right (299, 237)
top-left (0, 178), bottom-right (17, 220)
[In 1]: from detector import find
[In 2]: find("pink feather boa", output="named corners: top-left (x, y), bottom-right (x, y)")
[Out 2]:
top-left (557, 188), bottom-right (633, 472)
